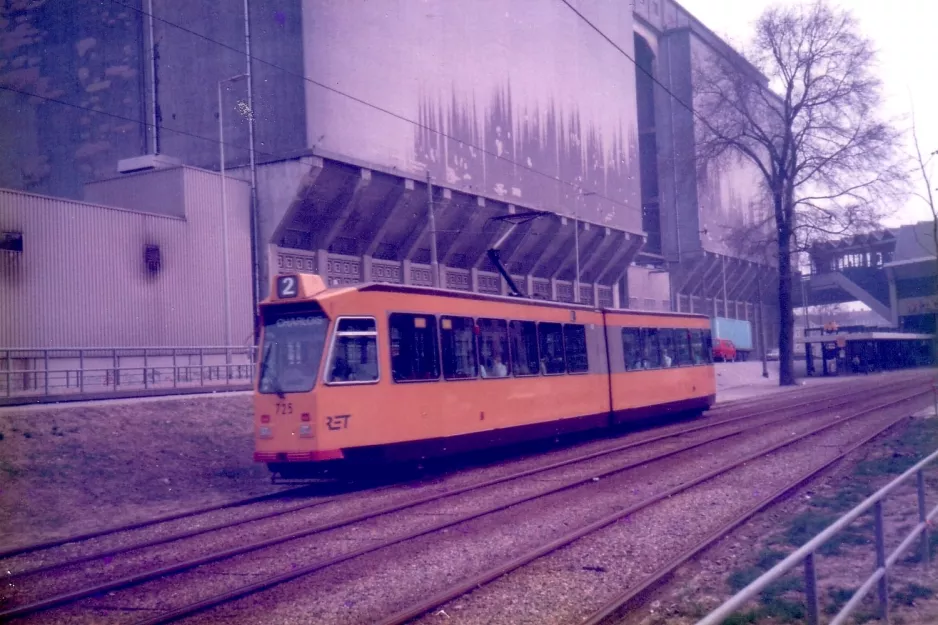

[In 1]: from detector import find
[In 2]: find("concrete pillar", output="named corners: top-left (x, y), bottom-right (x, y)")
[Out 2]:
top-left (402, 259), bottom-right (413, 285)
top-left (317, 249), bottom-right (330, 285)
top-left (593, 283), bottom-right (600, 308)
top-left (612, 281), bottom-right (621, 309)
top-left (471, 268), bottom-right (481, 293)
top-left (361, 255), bottom-right (373, 284)
top-left (550, 278), bottom-right (559, 301)
top-left (526, 275), bottom-right (535, 299)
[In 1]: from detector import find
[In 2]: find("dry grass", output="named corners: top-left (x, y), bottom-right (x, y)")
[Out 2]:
top-left (0, 393), bottom-right (271, 549)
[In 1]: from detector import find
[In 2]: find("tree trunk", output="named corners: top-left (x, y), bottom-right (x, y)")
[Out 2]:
top-left (777, 219), bottom-right (796, 386)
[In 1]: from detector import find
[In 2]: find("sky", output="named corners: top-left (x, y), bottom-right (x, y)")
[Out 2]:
top-left (676, 0), bottom-right (937, 228)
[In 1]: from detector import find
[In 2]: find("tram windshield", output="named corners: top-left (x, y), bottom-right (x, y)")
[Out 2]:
top-left (258, 309), bottom-right (329, 395)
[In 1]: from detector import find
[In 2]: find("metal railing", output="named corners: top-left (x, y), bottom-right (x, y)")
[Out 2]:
top-left (696, 446), bottom-right (938, 625)
top-left (1, 346), bottom-right (257, 403)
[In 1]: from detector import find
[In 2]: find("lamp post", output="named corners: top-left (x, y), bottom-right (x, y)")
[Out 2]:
top-left (218, 74), bottom-right (246, 359)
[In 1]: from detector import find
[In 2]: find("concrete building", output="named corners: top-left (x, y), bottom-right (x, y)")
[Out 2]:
top-left (0, 0), bottom-right (776, 350)
top-left (0, 166), bottom-right (253, 348)
top-left (799, 221), bottom-right (937, 336)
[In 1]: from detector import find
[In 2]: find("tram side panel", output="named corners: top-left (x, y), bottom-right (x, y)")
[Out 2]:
top-left (604, 312), bottom-right (716, 425)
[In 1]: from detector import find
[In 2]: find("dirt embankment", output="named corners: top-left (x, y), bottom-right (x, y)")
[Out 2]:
top-left (0, 394), bottom-right (271, 549)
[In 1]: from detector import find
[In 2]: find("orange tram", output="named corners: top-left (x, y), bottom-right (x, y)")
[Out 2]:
top-left (253, 274), bottom-right (717, 478)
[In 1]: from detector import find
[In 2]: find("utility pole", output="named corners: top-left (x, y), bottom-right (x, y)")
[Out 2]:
top-left (427, 171), bottom-right (440, 287)
top-left (218, 75), bottom-right (245, 363)
top-left (756, 273), bottom-right (769, 378)
top-left (243, 0), bottom-right (261, 339)
top-left (722, 254), bottom-right (728, 317)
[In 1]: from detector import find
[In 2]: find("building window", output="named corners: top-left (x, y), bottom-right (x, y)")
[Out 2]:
top-left (563, 324), bottom-right (589, 373)
top-left (478, 318), bottom-right (510, 378)
top-left (326, 317), bottom-right (379, 384)
top-left (0, 231), bottom-right (23, 253)
top-left (440, 316), bottom-right (478, 380)
top-left (537, 322), bottom-right (566, 375)
top-left (389, 313), bottom-right (439, 382)
top-left (509, 320), bottom-right (540, 377)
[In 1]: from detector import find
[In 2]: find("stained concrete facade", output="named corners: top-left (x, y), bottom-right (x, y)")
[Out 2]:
top-left (1, 0), bottom-right (777, 350)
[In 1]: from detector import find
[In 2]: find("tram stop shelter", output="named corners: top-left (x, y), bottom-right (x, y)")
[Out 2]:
top-left (797, 327), bottom-right (935, 377)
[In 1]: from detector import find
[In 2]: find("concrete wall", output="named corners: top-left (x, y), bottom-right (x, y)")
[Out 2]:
top-left (0, 0), bottom-right (307, 200)
top-left (0, 167), bottom-right (253, 348)
top-left (301, 0), bottom-right (643, 235)
top-left (689, 35), bottom-right (769, 258)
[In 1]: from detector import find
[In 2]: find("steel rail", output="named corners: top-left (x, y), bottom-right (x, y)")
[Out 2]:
top-left (371, 388), bottom-right (932, 625)
top-left (0, 485), bottom-right (311, 560)
top-left (580, 405), bottom-right (931, 625)
top-left (4, 379), bottom-right (897, 621)
top-left (3, 376), bottom-right (913, 582)
top-left (3, 377), bottom-right (915, 587)
top-left (121, 386), bottom-right (934, 625)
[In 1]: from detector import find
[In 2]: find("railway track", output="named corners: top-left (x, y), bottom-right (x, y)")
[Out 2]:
top-left (375, 387), bottom-right (935, 625)
top-left (0, 371), bottom-right (902, 565)
top-left (0, 372), bottom-right (931, 624)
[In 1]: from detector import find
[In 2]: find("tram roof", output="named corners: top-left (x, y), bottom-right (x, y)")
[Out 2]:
top-left (328, 281), bottom-right (711, 320)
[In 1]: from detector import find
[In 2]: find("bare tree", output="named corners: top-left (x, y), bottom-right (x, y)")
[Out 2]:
top-left (692, 0), bottom-right (906, 385)
top-left (910, 116), bottom-right (938, 276)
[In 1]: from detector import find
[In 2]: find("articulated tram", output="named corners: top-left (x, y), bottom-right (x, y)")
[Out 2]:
top-left (253, 274), bottom-right (716, 477)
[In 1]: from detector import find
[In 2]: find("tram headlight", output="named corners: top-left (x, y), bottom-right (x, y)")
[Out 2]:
top-left (298, 424), bottom-right (313, 438)
top-left (258, 426), bottom-right (273, 439)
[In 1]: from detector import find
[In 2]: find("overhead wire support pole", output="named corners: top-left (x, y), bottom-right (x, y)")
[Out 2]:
top-left (427, 171), bottom-right (440, 288)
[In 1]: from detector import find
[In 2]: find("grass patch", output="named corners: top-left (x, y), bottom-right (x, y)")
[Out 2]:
top-left (900, 531), bottom-right (938, 565)
top-left (785, 509), bottom-right (839, 547)
top-left (718, 598), bottom-right (805, 625)
top-left (724, 546), bottom-right (805, 624)
top-left (893, 582), bottom-right (934, 606)
top-left (720, 611), bottom-right (759, 625)
top-left (824, 586), bottom-right (858, 615)
top-left (854, 454), bottom-right (917, 477)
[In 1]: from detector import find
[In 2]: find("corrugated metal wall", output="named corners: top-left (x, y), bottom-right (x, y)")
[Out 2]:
top-left (0, 166), bottom-right (253, 348)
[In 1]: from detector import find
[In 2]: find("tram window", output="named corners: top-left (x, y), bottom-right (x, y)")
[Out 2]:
top-left (509, 320), bottom-right (540, 376)
top-left (440, 316), bottom-right (478, 379)
top-left (702, 329), bottom-right (714, 363)
top-left (389, 313), bottom-right (440, 382)
top-left (622, 328), bottom-right (642, 370)
top-left (642, 328), bottom-right (662, 369)
top-left (326, 317), bottom-right (379, 384)
top-left (478, 318), bottom-right (511, 378)
top-left (690, 330), bottom-right (706, 365)
top-left (258, 309), bottom-right (329, 395)
top-left (659, 329), bottom-right (676, 367)
top-left (537, 322), bottom-right (566, 375)
top-left (674, 329), bottom-right (692, 366)
top-left (563, 324), bottom-right (589, 373)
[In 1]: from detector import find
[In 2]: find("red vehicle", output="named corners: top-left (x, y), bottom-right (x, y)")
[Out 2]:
top-left (712, 338), bottom-right (737, 362)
